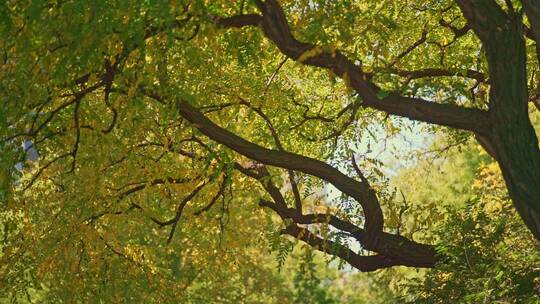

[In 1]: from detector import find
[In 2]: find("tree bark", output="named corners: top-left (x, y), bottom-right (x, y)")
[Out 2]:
top-left (481, 16), bottom-right (540, 241)
top-left (455, 0), bottom-right (540, 241)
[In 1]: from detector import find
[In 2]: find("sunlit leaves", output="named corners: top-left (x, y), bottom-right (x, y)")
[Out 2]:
top-left (2, 0), bottom-right (539, 302)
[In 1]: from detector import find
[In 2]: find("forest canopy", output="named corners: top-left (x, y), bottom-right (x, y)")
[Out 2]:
top-left (1, 0), bottom-right (539, 302)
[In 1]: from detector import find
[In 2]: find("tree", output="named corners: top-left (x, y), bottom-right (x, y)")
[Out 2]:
top-left (396, 142), bottom-right (540, 303)
top-left (1, 0), bottom-right (539, 294)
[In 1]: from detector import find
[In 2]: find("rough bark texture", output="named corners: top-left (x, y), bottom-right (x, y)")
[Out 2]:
top-left (484, 18), bottom-right (540, 241)
top-left (456, 0), bottom-right (540, 240)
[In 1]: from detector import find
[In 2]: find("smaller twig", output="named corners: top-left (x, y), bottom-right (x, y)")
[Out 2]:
top-left (194, 174), bottom-right (228, 215)
top-left (149, 180), bottom-right (208, 244)
top-left (396, 190), bottom-right (410, 236)
top-left (263, 57), bottom-right (288, 95)
top-left (387, 29), bottom-right (427, 67)
top-left (22, 152), bottom-right (71, 191)
top-left (69, 98), bottom-right (81, 173)
top-left (351, 154), bottom-right (369, 185)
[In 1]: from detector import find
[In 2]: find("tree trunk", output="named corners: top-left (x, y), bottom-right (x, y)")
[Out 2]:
top-left (482, 16), bottom-right (540, 241)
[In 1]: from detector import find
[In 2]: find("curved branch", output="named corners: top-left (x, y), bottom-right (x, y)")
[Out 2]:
top-left (283, 224), bottom-right (402, 272)
top-left (217, 0), bottom-right (490, 135)
top-left (176, 100), bottom-right (384, 243)
top-left (233, 156), bottom-right (437, 270)
top-left (258, 199), bottom-right (437, 269)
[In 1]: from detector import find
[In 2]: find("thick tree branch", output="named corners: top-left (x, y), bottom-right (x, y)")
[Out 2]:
top-left (258, 198), bottom-right (437, 269)
top-left (456, 0), bottom-right (540, 240)
top-left (215, 14), bottom-right (262, 28)
top-left (236, 98), bottom-right (303, 213)
top-left (233, 159), bottom-right (437, 270)
top-left (217, 0), bottom-right (490, 135)
top-left (283, 224), bottom-right (403, 272)
top-left (176, 100), bottom-right (384, 243)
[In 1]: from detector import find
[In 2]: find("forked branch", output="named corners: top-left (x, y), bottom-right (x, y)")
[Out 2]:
top-left (216, 0), bottom-right (490, 135)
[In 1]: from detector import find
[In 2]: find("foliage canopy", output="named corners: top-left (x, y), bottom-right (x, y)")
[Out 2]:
top-left (1, 0), bottom-right (540, 302)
